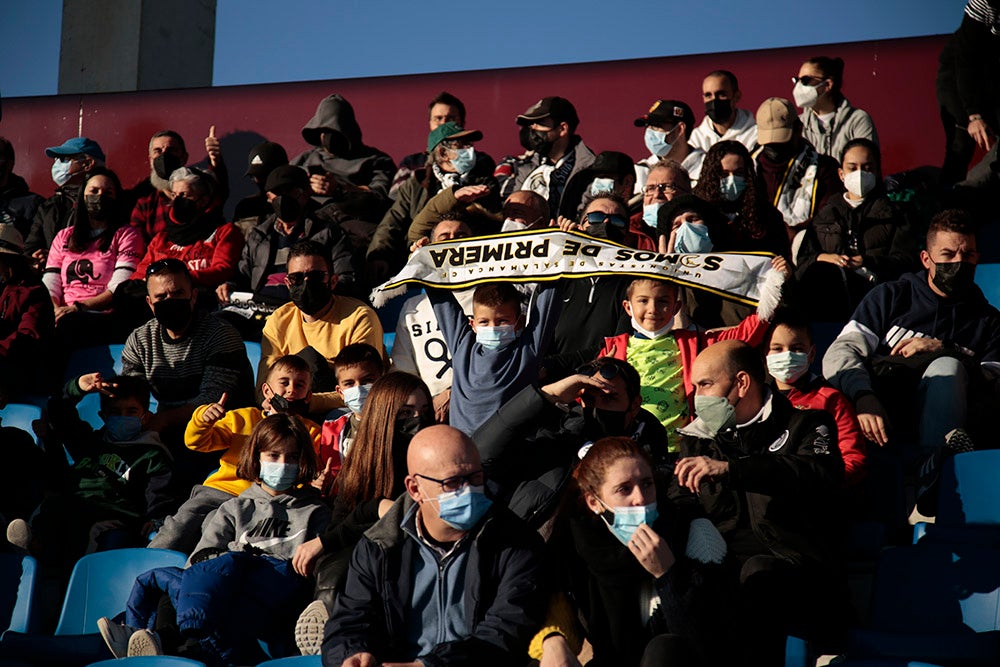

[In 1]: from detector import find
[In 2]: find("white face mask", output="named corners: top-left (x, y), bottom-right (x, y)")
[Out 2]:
top-left (792, 80), bottom-right (820, 109)
top-left (631, 316), bottom-right (673, 340)
top-left (843, 170), bottom-right (877, 199)
top-left (501, 218), bottom-right (528, 233)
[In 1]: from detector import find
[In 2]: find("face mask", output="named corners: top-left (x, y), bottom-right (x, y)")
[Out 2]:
top-left (674, 222), bottom-right (713, 254)
top-left (52, 160), bottom-right (74, 187)
top-left (585, 406), bottom-right (630, 437)
top-left (271, 194), bottom-right (302, 222)
top-left (501, 218), bottom-right (527, 233)
top-left (762, 143), bottom-right (797, 163)
top-left (322, 131), bottom-right (350, 156)
top-left (395, 413), bottom-right (428, 438)
top-left (631, 316), bottom-right (673, 340)
top-left (792, 80), bottom-right (820, 109)
top-left (719, 174), bottom-right (747, 202)
top-left (597, 498), bottom-right (659, 546)
top-left (705, 99), bottom-right (733, 125)
top-left (153, 153), bottom-right (183, 181)
top-left (432, 484), bottom-right (493, 531)
top-left (932, 260), bottom-right (977, 297)
top-left (586, 222), bottom-right (626, 244)
top-left (476, 324), bottom-right (518, 351)
top-left (591, 178), bottom-right (616, 196)
top-left (104, 415), bottom-right (144, 442)
top-left (843, 170), bottom-right (877, 199)
top-left (693, 394), bottom-right (736, 436)
top-left (152, 298), bottom-right (193, 331)
top-left (642, 202), bottom-right (664, 228)
top-left (170, 197), bottom-right (198, 225)
top-left (268, 390), bottom-right (310, 416)
top-left (449, 147), bottom-right (476, 175)
top-left (260, 460), bottom-right (299, 492)
top-left (528, 129), bottom-right (554, 156)
top-left (288, 279), bottom-right (332, 316)
top-left (342, 383), bottom-right (371, 415)
top-left (85, 193), bottom-right (115, 220)
top-left (644, 127), bottom-right (673, 157)
top-left (766, 351), bottom-right (810, 384)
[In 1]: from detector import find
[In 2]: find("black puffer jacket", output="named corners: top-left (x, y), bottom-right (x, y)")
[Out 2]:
top-left (0, 174), bottom-right (43, 240)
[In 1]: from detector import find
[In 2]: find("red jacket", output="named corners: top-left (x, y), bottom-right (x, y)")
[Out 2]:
top-left (598, 314), bottom-right (770, 417)
top-left (132, 222), bottom-right (244, 288)
top-left (785, 379), bottom-right (867, 487)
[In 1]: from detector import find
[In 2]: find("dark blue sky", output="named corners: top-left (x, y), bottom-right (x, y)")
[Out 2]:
top-left (0, 0), bottom-right (964, 98)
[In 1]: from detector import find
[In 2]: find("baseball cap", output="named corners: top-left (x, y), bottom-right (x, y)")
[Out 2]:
top-left (516, 97), bottom-right (579, 128)
top-left (246, 141), bottom-right (289, 177)
top-left (633, 100), bottom-right (694, 130)
top-left (756, 98), bottom-right (797, 145)
top-left (427, 122), bottom-right (483, 153)
top-left (265, 165), bottom-right (310, 193)
top-left (45, 137), bottom-right (105, 162)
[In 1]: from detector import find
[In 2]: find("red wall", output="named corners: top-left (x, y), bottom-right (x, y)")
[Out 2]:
top-left (1, 34), bottom-right (949, 212)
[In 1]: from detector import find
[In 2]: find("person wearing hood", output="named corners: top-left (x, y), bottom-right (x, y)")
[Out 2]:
top-left (794, 138), bottom-right (918, 320)
top-left (129, 128), bottom-right (229, 244)
top-left (232, 140), bottom-right (289, 225)
top-left (0, 137), bottom-right (43, 242)
top-left (132, 167), bottom-right (243, 290)
top-left (24, 136), bottom-right (106, 265)
top-left (634, 99), bottom-right (706, 194)
top-left (366, 122), bottom-right (493, 282)
top-left (290, 94), bottom-right (395, 222)
top-left (824, 209), bottom-right (1000, 455)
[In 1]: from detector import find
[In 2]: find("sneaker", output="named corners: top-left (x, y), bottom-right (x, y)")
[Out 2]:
top-left (127, 628), bottom-right (163, 657)
top-left (6, 518), bottom-right (31, 554)
top-left (294, 599), bottom-right (329, 656)
top-left (97, 617), bottom-right (140, 658)
top-left (944, 428), bottom-right (976, 455)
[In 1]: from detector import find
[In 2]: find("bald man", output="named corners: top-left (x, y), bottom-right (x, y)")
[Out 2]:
top-left (323, 425), bottom-right (546, 667)
top-left (670, 340), bottom-right (847, 664)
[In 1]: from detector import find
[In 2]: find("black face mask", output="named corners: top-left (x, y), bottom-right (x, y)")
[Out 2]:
top-left (705, 99), bottom-right (733, 124)
top-left (395, 413), bottom-right (428, 438)
top-left (153, 298), bottom-right (193, 332)
top-left (528, 129), bottom-right (554, 156)
top-left (171, 197), bottom-right (198, 225)
top-left (153, 153), bottom-right (184, 180)
top-left (762, 143), bottom-right (798, 163)
top-left (518, 126), bottom-right (534, 152)
top-left (584, 406), bottom-right (630, 438)
top-left (586, 222), bottom-right (626, 244)
top-left (85, 193), bottom-right (115, 221)
top-left (271, 194), bottom-right (302, 223)
top-left (321, 131), bottom-right (350, 157)
top-left (288, 279), bottom-right (332, 316)
top-left (269, 392), bottom-right (310, 416)
top-left (932, 260), bottom-right (977, 297)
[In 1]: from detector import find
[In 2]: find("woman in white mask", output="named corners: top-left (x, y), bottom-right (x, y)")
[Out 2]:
top-left (792, 56), bottom-right (879, 161)
top-left (530, 436), bottom-right (731, 667)
top-left (793, 138), bottom-right (918, 319)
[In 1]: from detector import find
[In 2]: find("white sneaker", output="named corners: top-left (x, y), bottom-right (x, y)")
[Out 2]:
top-left (97, 617), bottom-right (140, 658)
top-left (294, 599), bottom-right (329, 655)
top-left (5, 518), bottom-right (31, 554)
top-left (127, 628), bottom-right (164, 656)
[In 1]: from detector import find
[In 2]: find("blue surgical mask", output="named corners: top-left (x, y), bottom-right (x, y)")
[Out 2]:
top-left (597, 498), bottom-right (659, 546)
top-left (51, 160), bottom-right (74, 187)
top-left (342, 383), bottom-right (372, 415)
top-left (104, 415), bottom-right (144, 442)
top-left (450, 147), bottom-right (475, 175)
top-left (260, 461), bottom-right (299, 492)
top-left (674, 222), bottom-right (713, 253)
top-left (434, 484), bottom-right (493, 531)
top-left (644, 127), bottom-right (672, 157)
top-left (719, 174), bottom-right (747, 202)
top-left (767, 351), bottom-right (810, 384)
top-left (642, 202), bottom-right (664, 228)
top-left (590, 177), bottom-right (616, 196)
top-left (476, 324), bottom-right (518, 351)
top-left (693, 394), bottom-right (736, 436)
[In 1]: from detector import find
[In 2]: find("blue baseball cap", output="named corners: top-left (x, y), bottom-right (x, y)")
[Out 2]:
top-left (45, 137), bottom-right (105, 162)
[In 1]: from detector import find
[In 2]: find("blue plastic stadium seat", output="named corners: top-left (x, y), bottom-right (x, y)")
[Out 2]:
top-left (256, 656), bottom-right (323, 666)
top-left (915, 450), bottom-right (1000, 544)
top-left (975, 263), bottom-right (1000, 310)
top-left (245, 341), bottom-right (262, 376)
top-left (0, 555), bottom-right (37, 635)
top-left (383, 332), bottom-right (396, 358)
top-left (87, 658), bottom-right (207, 666)
top-left (0, 404), bottom-right (42, 446)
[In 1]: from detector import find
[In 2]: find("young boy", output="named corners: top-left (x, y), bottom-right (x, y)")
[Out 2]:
top-left (320, 343), bottom-right (386, 484)
top-left (148, 355), bottom-right (323, 554)
top-left (764, 312), bottom-right (867, 487)
top-left (8, 375), bottom-right (172, 574)
top-left (428, 280), bottom-right (560, 434)
top-left (598, 258), bottom-right (785, 450)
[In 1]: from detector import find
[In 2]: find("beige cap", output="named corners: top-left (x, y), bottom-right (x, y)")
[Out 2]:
top-left (0, 224), bottom-right (24, 255)
top-left (756, 97), bottom-right (797, 145)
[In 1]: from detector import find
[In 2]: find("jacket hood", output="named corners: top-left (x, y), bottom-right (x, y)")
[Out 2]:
top-left (302, 94), bottom-right (363, 152)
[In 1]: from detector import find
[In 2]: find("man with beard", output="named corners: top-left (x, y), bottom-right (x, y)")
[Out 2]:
top-left (689, 70), bottom-right (758, 153)
top-left (259, 240), bottom-right (384, 416)
top-left (129, 128), bottom-right (228, 244)
top-left (473, 357), bottom-right (670, 527)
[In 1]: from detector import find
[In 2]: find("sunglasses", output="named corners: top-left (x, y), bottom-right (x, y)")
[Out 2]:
top-left (585, 212), bottom-right (627, 228)
top-left (145, 258), bottom-right (188, 278)
top-left (285, 270), bottom-right (328, 286)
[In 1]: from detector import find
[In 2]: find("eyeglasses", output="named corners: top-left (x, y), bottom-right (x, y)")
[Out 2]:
top-left (585, 212), bottom-right (627, 228)
top-left (415, 470), bottom-right (486, 493)
top-left (56, 155), bottom-right (84, 163)
top-left (791, 75), bottom-right (824, 86)
top-left (285, 270), bottom-right (328, 286)
top-left (643, 182), bottom-right (680, 196)
top-left (440, 140), bottom-right (472, 150)
top-left (145, 258), bottom-right (188, 278)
